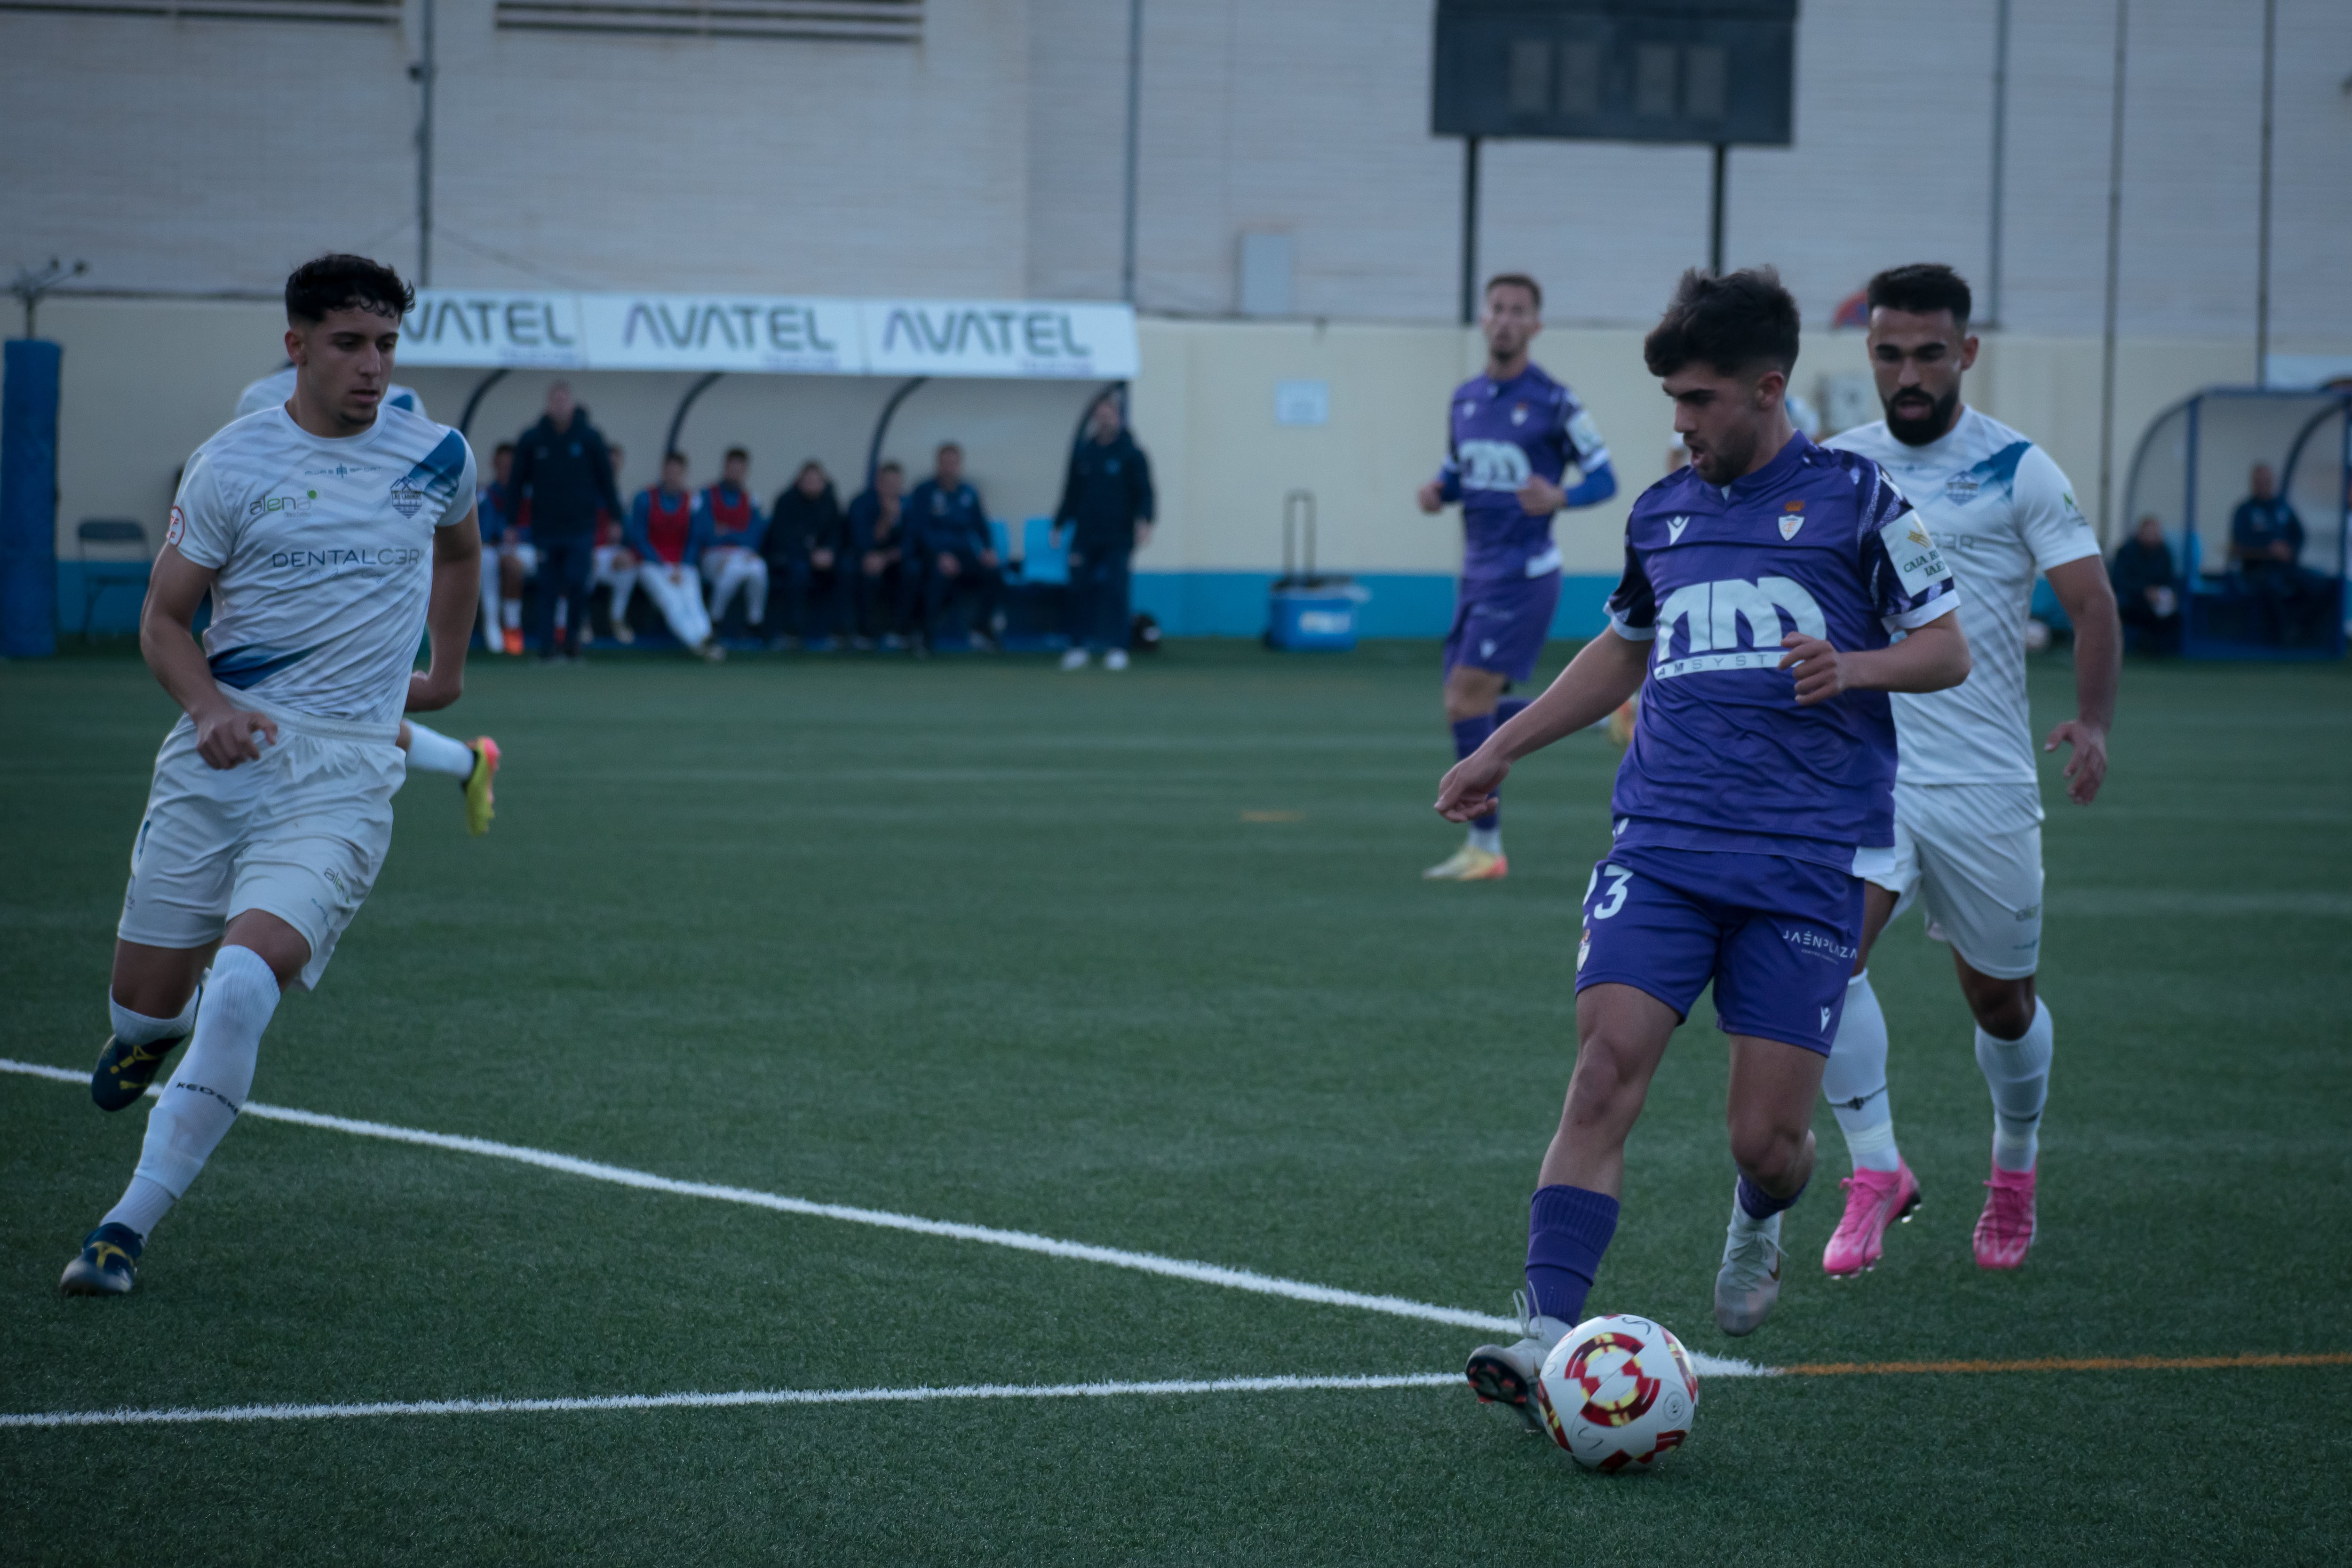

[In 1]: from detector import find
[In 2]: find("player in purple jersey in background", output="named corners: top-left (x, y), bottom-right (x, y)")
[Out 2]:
top-left (1435, 270), bottom-right (1972, 1425)
top-left (1415, 273), bottom-right (1617, 881)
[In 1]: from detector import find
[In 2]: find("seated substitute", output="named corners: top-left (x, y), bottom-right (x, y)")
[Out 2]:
top-left (699, 447), bottom-right (770, 635)
top-left (624, 451), bottom-right (721, 661)
top-left (2229, 462), bottom-right (2314, 642)
top-left (907, 441), bottom-right (1001, 651)
top-left (769, 459), bottom-right (852, 647)
top-left (590, 441), bottom-right (640, 645)
top-left (849, 461), bottom-right (916, 649)
top-left (2110, 514), bottom-right (2179, 653)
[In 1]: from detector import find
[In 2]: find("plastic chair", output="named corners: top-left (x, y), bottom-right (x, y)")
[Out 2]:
top-left (77, 519), bottom-right (152, 635)
top-left (988, 518), bottom-right (1015, 577)
top-left (1020, 517), bottom-right (1069, 585)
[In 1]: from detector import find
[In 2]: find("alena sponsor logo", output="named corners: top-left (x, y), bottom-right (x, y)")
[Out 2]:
top-left (270, 546), bottom-right (426, 570)
top-left (248, 489), bottom-right (319, 518)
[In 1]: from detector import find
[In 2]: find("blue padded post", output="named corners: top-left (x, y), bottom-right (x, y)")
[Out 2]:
top-left (1, 339), bottom-right (63, 657)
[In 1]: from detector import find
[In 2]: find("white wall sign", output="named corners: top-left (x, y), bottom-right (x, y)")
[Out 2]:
top-left (396, 290), bottom-right (1136, 380)
top-left (1275, 379), bottom-right (1329, 426)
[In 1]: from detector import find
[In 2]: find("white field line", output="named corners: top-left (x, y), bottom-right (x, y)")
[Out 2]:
top-left (1, 1056), bottom-right (1771, 1381)
top-left (0, 1373), bottom-right (1502, 1430)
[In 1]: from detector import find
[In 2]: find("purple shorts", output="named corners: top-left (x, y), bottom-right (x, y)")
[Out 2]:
top-left (1442, 571), bottom-right (1561, 684)
top-left (1573, 844), bottom-right (1863, 1055)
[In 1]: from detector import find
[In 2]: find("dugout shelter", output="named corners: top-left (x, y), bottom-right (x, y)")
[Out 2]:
top-left (2122, 386), bottom-right (2350, 660)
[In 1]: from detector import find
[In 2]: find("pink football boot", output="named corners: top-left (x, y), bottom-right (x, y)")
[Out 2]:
top-left (1974, 1162), bottom-right (2038, 1269)
top-left (1821, 1162), bottom-right (1922, 1277)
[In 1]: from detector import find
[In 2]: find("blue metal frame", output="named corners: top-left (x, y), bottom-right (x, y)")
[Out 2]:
top-left (2165, 387), bottom-right (2350, 661)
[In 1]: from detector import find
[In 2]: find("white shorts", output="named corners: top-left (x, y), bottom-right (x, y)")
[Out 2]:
top-left (116, 700), bottom-right (405, 991)
top-left (501, 541), bottom-right (540, 574)
top-left (1868, 781), bottom-right (2045, 981)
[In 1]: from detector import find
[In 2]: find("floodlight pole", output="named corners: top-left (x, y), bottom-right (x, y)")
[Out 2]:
top-left (1986, 0), bottom-right (2010, 327)
top-left (1459, 135), bottom-right (1481, 325)
top-left (2096, 0), bottom-right (2130, 546)
top-left (2255, 0), bottom-right (2275, 387)
top-left (1708, 143), bottom-right (1727, 275)
top-left (1120, 0), bottom-right (1143, 303)
top-left (413, 0), bottom-right (436, 286)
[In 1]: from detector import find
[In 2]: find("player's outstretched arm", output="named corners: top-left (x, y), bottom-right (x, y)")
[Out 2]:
top-left (1777, 614), bottom-right (1971, 707)
top-left (140, 545), bottom-right (280, 768)
top-left (1435, 629), bottom-right (1647, 822)
top-left (408, 507), bottom-right (482, 714)
top-left (2042, 555), bottom-right (2120, 805)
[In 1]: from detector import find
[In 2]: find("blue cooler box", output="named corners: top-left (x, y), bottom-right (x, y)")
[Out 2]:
top-left (1267, 582), bottom-right (1369, 651)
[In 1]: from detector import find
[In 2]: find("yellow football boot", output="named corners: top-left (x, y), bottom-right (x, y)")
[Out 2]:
top-left (463, 736), bottom-right (501, 836)
top-left (1422, 844), bottom-right (1509, 881)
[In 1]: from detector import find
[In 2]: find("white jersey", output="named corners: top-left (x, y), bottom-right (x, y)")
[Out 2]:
top-left (167, 404), bottom-right (477, 729)
top-left (234, 366), bottom-right (425, 422)
top-left (1828, 407), bottom-right (2100, 787)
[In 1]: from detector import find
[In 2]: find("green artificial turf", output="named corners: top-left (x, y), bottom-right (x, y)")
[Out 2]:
top-left (2, 639), bottom-right (2348, 1566)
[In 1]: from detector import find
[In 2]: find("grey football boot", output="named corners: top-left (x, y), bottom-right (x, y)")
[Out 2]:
top-left (1464, 1290), bottom-right (1574, 1431)
top-left (1713, 1206), bottom-right (1786, 1336)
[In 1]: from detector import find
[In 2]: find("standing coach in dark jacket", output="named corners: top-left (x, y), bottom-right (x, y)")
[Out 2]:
top-left (1053, 396), bottom-right (1155, 669)
top-left (511, 381), bottom-right (624, 660)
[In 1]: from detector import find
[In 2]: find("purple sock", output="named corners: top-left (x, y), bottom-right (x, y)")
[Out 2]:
top-left (1451, 713), bottom-right (1499, 832)
top-left (1526, 1184), bottom-right (1619, 1324)
top-left (1736, 1173), bottom-right (1807, 1220)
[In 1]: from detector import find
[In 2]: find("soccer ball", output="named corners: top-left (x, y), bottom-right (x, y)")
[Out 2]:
top-left (1533, 1314), bottom-right (1699, 1473)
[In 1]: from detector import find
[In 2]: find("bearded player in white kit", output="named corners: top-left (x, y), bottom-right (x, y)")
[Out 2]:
top-left (1814, 263), bottom-right (2121, 1279)
top-left (59, 254), bottom-right (482, 1295)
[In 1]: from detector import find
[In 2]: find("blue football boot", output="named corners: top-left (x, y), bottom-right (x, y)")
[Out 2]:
top-left (59, 1223), bottom-right (143, 1296)
top-left (91, 980), bottom-right (202, 1112)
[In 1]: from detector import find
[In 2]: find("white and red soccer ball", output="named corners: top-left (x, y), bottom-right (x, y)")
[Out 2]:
top-left (1534, 1314), bottom-right (1699, 1473)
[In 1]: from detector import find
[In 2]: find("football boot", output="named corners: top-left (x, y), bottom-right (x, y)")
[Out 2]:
top-left (1464, 1290), bottom-right (1570, 1433)
top-left (91, 983), bottom-right (202, 1113)
top-left (1973, 1161), bottom-right (2037, 1269)
top-left (1821, 1161), bottom-right (1922, 1277)
top-left (1713, 1211), bottom-right (1784, 1337)
top-left (462, 736), bottom-right (501, 837)
top-left (1422, 845), bottom-right (1508, 881)
top-left (59, 1223), bottom-right (143, 1297)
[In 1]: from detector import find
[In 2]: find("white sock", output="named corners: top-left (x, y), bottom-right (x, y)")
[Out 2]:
top-left (1975, 996), bottom-right (2053, 1173)
top-left (501, 601), bottom-right (521, 630)
top-left (110, 985), bottom-right (199, 1047)
top-left (113, 944), bottom-right (278, 1234)
top-left (1822, 971), bottom-right (1900, 1173)
top-left (1467, 824), bottom-right (1502, 855)
top-left (403, 721), bottom-right (475, 779)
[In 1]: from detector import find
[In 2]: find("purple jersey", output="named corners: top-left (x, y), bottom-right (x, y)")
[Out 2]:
top-left (1605, 433), bottom-right (1960, 867)
top-left (1434, 364), bottom-right (1611, 582)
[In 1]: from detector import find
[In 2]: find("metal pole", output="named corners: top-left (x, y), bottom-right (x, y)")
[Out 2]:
top-left (865, 376), bottom-right (929, 488)
top-left (1120, 0), bottom-right (1143, 304)
top-left (2256, 0), bottom-right (2276, 387)
top-left (1708, 143), bottom-right (1727, 275)
top-left (1459, 135), bottom-right (1481, 325)
top-left (1987, 0), bottom-right (2010, 327)
top-left (457, 367), bottom-right (509, 440)
top-left (663, 372), bottom-right (724, 468)
top-left (416, 0), bottom-right (435, 285)
top-left (2096, 0), bottom-right (2130, 546)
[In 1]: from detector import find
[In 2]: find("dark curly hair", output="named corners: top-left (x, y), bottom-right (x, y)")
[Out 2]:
top-left (1866, 262), bottom-right (1973, 328)
top-left (285, 253), bottom-right (414, 325)
top-left (1643, 267), bottom-right (1801, 379)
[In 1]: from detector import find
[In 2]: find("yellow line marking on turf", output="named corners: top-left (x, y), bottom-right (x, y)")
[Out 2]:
top-left (1783, 1353), bottom-right (2352, 1377)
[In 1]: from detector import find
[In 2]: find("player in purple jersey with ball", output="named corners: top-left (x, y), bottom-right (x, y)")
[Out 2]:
top-left (1415, 273), bottom-right (1617, 881)
top-left (1437, 270), bottom-right (1973, 1424)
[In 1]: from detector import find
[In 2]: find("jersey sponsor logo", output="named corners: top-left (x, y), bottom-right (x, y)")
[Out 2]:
top-left (1881, 516), bottom-right (1952, 595)
top-left (1779, 924), bottom-right (1857, 965)
top-left (1456, 438), bottom-right (1533, 492)
top-left (1651, 577), bottom-right (1826, 680)
top-left (1565, 410), bottom-right (1606, 459)
top-left (165, 506), bottom-right (185, 549)
top-left (1666, 515), bottom-right (1691, 544)
top-left (267, 546), bottom-right (427, 570)
top-left (303, 463), bottom-right (382, 479)
top-left (248, 489), bottom-right (319, 519)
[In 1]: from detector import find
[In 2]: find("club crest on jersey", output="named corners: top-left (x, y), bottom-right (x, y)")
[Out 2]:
top-left (1511, 404), bottom-right (1529, 426)
top-left (1945, 471), bottom-right (1981, 505)
top-left (1667, 515), bottom-right (1691, 543)
top-left (1778, 500), bottom-right (1804, 540)
top-left (387, 479), bottom-right (425, 519)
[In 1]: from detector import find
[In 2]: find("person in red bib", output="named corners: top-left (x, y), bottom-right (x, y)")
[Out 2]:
top-left (624, 451), bottom-right (720, 661)
top-left (699, 446), bottom-right (770, 636)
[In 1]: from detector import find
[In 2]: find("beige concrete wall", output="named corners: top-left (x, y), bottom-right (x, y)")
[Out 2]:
top-left (24, 296), bottom-right (2350, 575)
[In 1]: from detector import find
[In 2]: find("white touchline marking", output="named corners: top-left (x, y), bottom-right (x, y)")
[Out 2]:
top-left (0, 1374), bottom-right (1506, 1430)
top-left (1, 1057), bottom-right (1770, 1380)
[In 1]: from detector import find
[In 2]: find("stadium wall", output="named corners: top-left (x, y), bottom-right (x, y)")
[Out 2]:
top-left (24, 298), bottom-right (2339, 639)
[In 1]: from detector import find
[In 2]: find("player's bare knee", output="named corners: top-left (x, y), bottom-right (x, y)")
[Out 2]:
top-left (1726, 1114), bottom-right (1807, 1188)
top-left (1964, 974), bottom-right (2035, 1039)
top-left (1562, 1037), bottom-right (1648, 1132)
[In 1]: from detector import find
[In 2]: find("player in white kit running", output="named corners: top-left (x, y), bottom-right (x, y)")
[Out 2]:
top-left (60, 254), bottom-right (483, 1296)
top-left (236, 369), bottom-right (501, 832)
top-left (1814, 264), bottom-right (2121, 1278)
